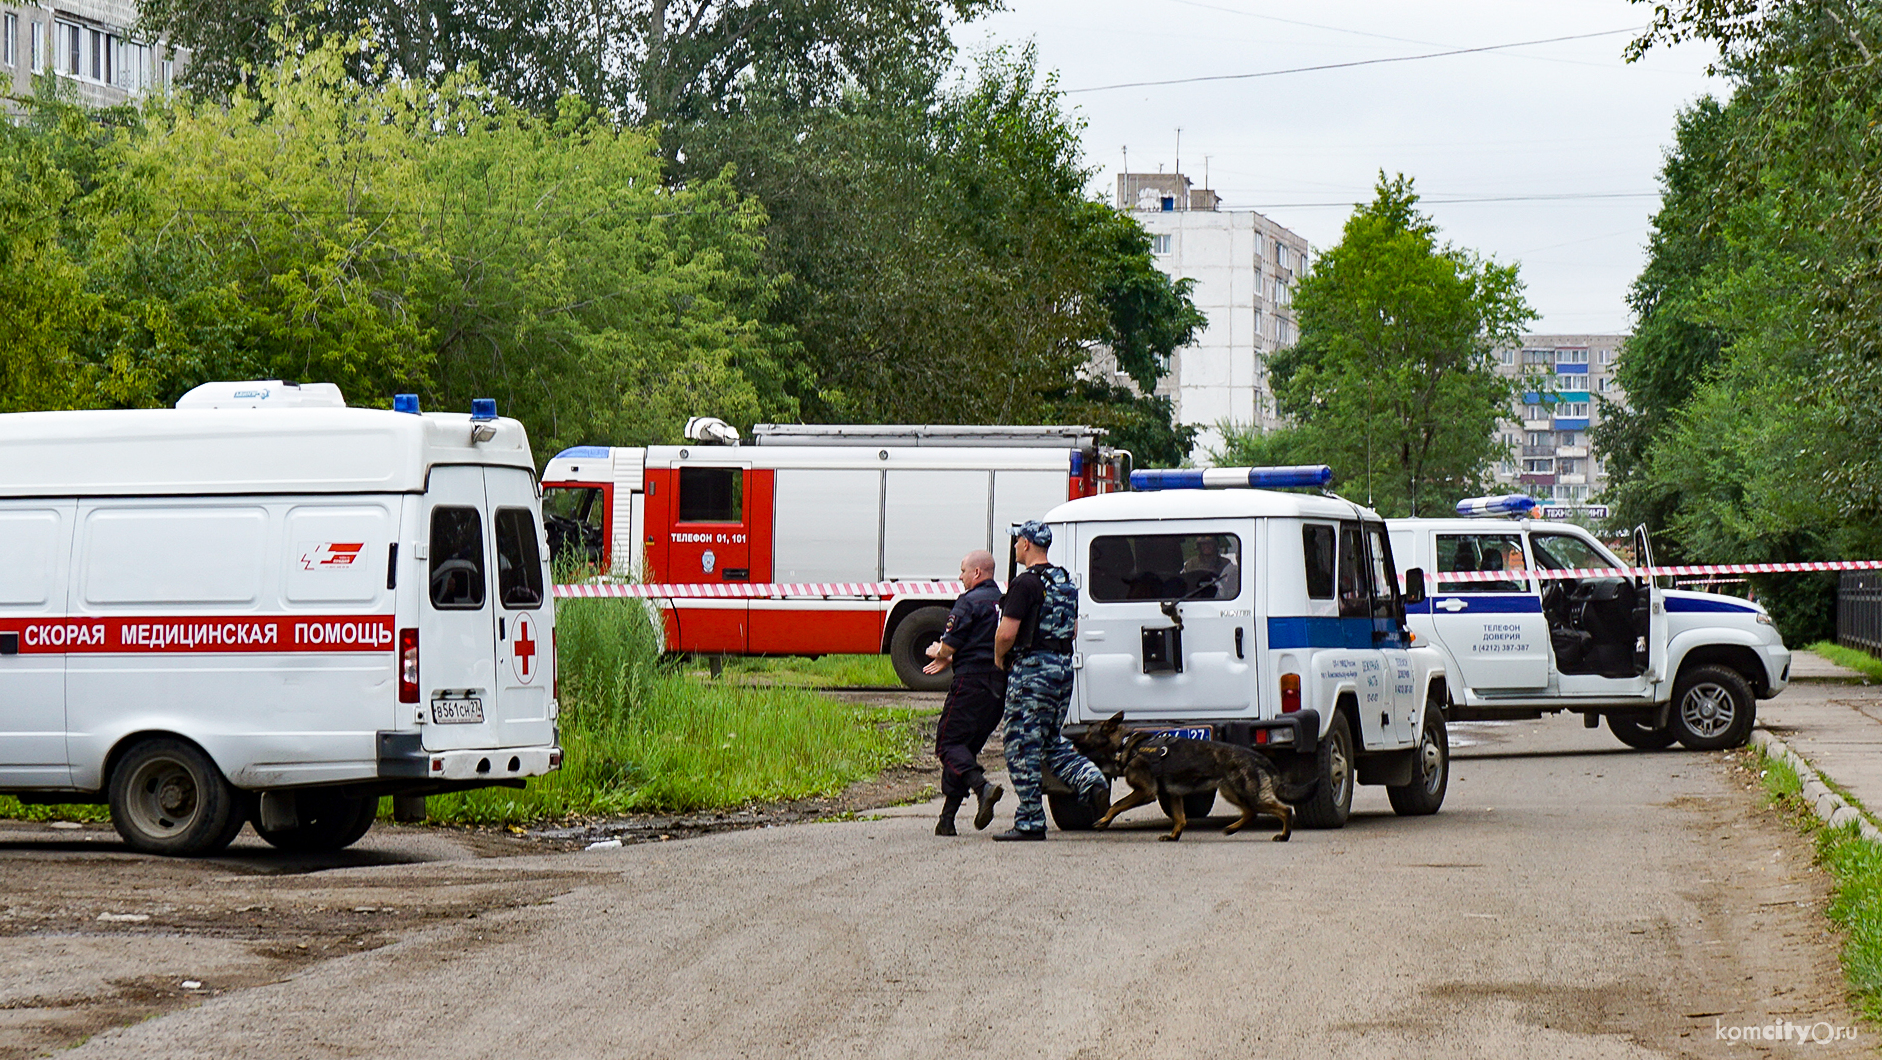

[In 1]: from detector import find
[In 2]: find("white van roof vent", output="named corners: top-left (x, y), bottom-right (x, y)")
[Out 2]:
top-left (174, 380), bottom-right (347, 410)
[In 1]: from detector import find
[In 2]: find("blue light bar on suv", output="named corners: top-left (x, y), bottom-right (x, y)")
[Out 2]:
top-left (1456, 494), bottom-right (1539, 517)
top-left (1131, 465), bottom-right (1334, 491)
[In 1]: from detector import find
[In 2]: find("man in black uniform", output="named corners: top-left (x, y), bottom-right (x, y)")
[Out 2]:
top-left (924, 549), bottom-right (1005, 836)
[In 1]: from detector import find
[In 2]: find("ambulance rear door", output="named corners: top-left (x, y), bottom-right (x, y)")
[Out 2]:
top-left (419, 466), bottom-right (502, 751)
top-left (487, 467), bottom-right (555, 750)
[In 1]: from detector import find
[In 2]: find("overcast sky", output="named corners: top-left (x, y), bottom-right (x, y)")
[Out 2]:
top-left (956, 0), bottom-right (1726, 335)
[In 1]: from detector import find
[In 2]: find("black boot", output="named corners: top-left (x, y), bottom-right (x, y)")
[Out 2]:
top-left (935, 796), bottom-right (963, 836)
top-left (974, 781), bottom-right (1003, 831)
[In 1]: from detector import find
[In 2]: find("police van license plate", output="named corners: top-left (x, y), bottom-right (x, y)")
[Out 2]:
top-left (431, 697), bottom-right (484, 725)
top-left (1149, 726), bottom-right (1211, 741)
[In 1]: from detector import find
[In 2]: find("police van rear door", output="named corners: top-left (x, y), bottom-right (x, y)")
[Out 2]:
top-left (1075, 519), bottom-right (1256, 723)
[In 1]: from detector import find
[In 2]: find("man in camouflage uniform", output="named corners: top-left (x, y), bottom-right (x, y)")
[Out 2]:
top-left (990, 520), bottom-right (1110, 841)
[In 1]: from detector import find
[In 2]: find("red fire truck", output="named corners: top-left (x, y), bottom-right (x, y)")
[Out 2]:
top-left (539, 422), bottom-right (1129, 689)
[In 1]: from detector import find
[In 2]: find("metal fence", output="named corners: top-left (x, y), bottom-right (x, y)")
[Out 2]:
top-left (1841, 571), bottom-right (1882, 655)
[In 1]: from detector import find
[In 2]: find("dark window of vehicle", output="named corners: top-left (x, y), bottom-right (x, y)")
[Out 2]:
top-left (1365, 524), bottom-right (1400, 621)
top-left (1435, 533), bottom-right (1529, 593)
top-left (1302, 524), bottom-right (1336, 599)
top-left (678, 467), bottom-right (742, 523)
top-left (429, 506), bottom-right (485, 609)
top-left (1087, 533), bottom-right (1243, 602)
top-left (1337, 522), bottom-right (1368, 618)
top-left (1530, 532), bottom-right (1616, 572)
top-left (493, 508), bottom-right (544, 609)
top-left (542, 486), bottom-right (604, 566)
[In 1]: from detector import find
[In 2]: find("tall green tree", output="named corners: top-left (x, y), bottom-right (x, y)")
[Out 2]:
top-left (680, 48), bottom-right (1204, 435)
top-left (136, 0), bottom-right (993, 124)
top-left (0, 40), bottom-right (794, 456)
top-left (1610, 0), bottom-right (1882, 638)
top-left (1265, 174), bottom-right (1534, 516)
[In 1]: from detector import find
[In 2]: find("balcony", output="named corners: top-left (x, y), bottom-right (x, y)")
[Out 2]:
top-left (1519, 473), bottom-right (1557, 485)
top-left (1556, 445), bottom-right (1588, 458)
top-left (1521, 445), bottom-right (1554, 457)
top-left (1557, 473), bottom-right (1588, 485)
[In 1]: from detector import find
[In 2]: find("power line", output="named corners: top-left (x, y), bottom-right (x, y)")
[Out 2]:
top-left (1223, 192), bottom-right (1660, 208)
top-left (1063, 27), bottom-right (1643, 94)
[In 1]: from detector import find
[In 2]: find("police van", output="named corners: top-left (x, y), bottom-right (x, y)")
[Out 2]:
top-left (0, 382), bottom-right (561, 856)
top-left (1388, 496), bottom-right (1790, 751)
top-left (1040, 465), bottom-right (1452, 831)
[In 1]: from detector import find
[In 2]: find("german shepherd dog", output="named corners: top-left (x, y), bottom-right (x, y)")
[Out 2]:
top-left (1070, 713), bottom-right (1315, 842)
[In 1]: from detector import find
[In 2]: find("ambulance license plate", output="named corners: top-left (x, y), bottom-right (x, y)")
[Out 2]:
top-left (431, 697), bottom-right (484, 725)
top-left (1149, 726), bottom-right (1212, 741)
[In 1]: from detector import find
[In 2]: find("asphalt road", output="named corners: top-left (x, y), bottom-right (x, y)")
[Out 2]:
top-left (8, 714), bottom-right (1870, 1060)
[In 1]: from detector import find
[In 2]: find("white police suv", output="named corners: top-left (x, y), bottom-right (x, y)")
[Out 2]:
top-left (1388, 496), bottom-right (1790, 751)
top-left (1039, 465), bottom-right (1453, 832)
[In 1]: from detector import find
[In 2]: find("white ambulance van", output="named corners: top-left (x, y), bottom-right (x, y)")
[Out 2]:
top-left (1388, 495), bottom-right (1790, 751)
top-left (1041, 465), bottom-right (1453, 831)
top-left (0, 382), bottom-right (561, 856)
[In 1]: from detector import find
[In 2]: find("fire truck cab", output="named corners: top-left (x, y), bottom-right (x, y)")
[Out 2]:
top-left (541, 422), bottom-right (1128, 689)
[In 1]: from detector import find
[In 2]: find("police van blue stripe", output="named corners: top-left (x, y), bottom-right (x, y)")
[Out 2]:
top-left (1267, 617), bottom-right (1407, 650)
top-left (1665, 596), bottom-right (1758, 614)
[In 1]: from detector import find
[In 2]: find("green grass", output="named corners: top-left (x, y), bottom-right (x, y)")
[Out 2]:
top-left (420, 599), bottom-right (916, 825)
top-left (1807, 641), bottom-right (1882, 682)
top-left (0, 797), bottom-right (109, 823)
top-left (1756, 747), bottom-right (1882, 1024)
top-left (711, 654), bottom-right (902, 688)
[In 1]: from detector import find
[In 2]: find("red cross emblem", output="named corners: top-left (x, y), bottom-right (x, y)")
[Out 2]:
top-left (512, 612), bottom-right (538, 684)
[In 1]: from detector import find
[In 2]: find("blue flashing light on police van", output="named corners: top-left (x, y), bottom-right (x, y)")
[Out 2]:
top-left (470, 398), bottom-right (498, 421)
top-left (1130, 464), bottom-right (1333, 492)
top-left (393, 393), bottom-right (420, 414)
top-left (1456, 494), bottom-right (1540, 518)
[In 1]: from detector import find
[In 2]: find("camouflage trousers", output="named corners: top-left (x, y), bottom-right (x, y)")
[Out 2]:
top-left (1001, 653), bottom-right (1107, 833)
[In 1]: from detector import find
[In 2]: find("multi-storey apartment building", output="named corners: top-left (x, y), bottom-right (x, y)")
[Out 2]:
top-left (1102, 171), bottom-right (1311, 457)
top-left (0, 0), bottom-right (183, 106)
top-left (1487, 333), bottom-right (1629, 510)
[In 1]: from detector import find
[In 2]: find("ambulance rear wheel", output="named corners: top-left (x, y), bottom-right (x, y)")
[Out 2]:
top-left (109, 738), bottom-right (246, 857)
top-left (889, 607), bottom-right (952, 692)
top-left (1296, 712), bottom-right (1354, 829)
top-left (255, 792), bottom-right (378, 853)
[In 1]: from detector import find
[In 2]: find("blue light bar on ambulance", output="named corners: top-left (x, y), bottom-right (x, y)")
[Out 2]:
top-left (1456, 494), bottom-right (1540, 518)
top-left (1130, 465), bottom-right (1334, 491)
top-left (471, 398), bottom-right (498, 421)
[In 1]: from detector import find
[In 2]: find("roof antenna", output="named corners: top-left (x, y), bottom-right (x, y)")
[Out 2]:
top-left (1174, 127), bottom-right (1182, 209)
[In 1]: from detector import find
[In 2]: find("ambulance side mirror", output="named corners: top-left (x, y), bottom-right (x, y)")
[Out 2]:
top-left (1403, 568), bottom-right (1426, 606)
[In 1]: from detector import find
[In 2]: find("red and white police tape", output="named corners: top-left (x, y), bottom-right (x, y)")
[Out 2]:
top-left (551, 559), bottom-right (1882, 598)
top-left (1416, 558), bottom-right (1882, 586)
top-left (552, 580), bottom-right (969, 599)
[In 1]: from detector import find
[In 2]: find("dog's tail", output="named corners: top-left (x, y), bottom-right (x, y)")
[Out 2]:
top-left (1277, 776), bottom-right (1320, 804)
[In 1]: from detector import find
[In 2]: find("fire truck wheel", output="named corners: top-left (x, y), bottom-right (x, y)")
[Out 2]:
top-left (108, 738), bottom-right (246, 857)
top-left (889, 607), bottom-right (953, 692)
top-left (254, 791), bottom-right (378, 853)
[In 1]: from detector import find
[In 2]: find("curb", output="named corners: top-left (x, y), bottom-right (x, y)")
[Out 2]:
top-left (1751, 729), bottom-right (1882, 843)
